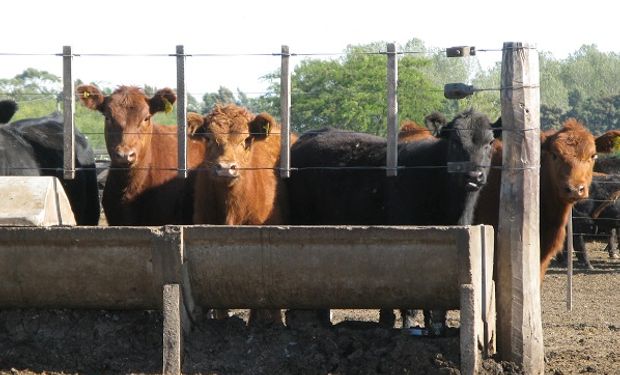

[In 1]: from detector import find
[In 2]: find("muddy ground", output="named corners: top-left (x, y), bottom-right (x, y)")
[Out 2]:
top-left (0, 243), bottom-right (618, 375)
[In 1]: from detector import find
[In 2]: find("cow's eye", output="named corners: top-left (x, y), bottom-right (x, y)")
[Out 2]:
top-left (144, 115), bottom-right (151, 122)
top-left (592, 154), bottom-right (598, 160)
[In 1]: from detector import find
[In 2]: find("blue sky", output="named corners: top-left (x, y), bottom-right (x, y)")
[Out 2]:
top-left (2, 0), bottom-right (617, 96)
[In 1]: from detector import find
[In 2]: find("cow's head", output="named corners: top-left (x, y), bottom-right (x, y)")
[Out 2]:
top-left (541, 118), bottom-right (597, 203)
top-left (595, 130), bottom-right (620, 154)
top-left (191, 104), bottom-right (277, 184)
top-left (76, 85), bottom-right (176, 167)
top-left (440, 109), bottom-right (495, 193)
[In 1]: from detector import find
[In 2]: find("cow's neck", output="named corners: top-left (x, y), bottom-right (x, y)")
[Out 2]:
top-left (540, 172), bottom-right (572, 261)
top-left (218, 177), bottom-right (252, 225)
top-left (457, 190), bottom-right (481, 225)
top-left (112, 148), bottom-right (154, 202)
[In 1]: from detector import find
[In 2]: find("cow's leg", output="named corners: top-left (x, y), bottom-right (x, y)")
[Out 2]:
top-left (248, 309), bottom-right (283, 327)
top-left (574, 234), bottom-right (594, 270)
top-left (556, 247), bottom-right (568, 266)
top-left (378, 309), bottom-right (395, 328)
top-left (608, 228), bottom-right (620, 258)
top-left (424, 309), bottom-right (447, 336)
top-left (207, 309), bottom-right (229, 320)
top-left (285, 309), bottom-right (331, 329)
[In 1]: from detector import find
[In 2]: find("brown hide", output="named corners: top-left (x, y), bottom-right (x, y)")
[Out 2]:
top-left (595, 129), bottom-right (620, 153)
top-left (77, 85), bottom-right (206, 225)
top-left (192, 104), bottom-right (295, 226)
top-left (475, 118), bottom-right (597, 281)
top-left (397, 120), bottom-right (433, 142)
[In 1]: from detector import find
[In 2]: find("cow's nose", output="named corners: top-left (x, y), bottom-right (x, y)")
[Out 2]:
top-left (215, 161), bottom-right (239, 178)
top-left (469, 170), bottom-right (484, 183)
top-left (115, 150), bottom-right (136, 164)
top-left (565, 184), bottom-right (588, 199)
top-left (577, 184), bottom-right (587, 196)
top-left (216, 162), bottom-right (237, 170)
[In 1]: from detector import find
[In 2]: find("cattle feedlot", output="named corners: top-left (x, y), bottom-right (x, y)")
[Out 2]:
top-left (1, 42), bottom-right (620, 375)
top-left (0, 245), bottom-right (618, 374)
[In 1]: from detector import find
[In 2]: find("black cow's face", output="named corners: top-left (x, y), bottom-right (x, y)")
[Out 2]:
top-left (443, 110), bottom-right (495, 192)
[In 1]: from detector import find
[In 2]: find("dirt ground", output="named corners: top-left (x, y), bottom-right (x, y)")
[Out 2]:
top-left (0, 243), bottom-right (618, 375)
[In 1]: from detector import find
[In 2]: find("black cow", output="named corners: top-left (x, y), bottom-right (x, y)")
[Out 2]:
top-left (287, 108), bottom-right (495, 332)
top-left (562, 174), bottom-right (620, 269)
top-left (0, 100), bottom-right (100, 225)
top-left (594, 155), bottom-right (620, 175)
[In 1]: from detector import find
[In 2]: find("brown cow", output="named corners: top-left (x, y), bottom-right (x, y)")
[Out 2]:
top-left (77, 85), bottom-right (206, 225)
top-left (595, 129), bottom-right (620, 153)
top-left (190, 104), bottom-right (295, 326)
top-left (397, 112), bottom-right (446, 142)
top-left (475, 118), bottom-right (597, 281)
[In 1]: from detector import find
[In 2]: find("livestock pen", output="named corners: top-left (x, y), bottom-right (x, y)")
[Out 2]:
top-left (0, 42), bottom-right (545, 375)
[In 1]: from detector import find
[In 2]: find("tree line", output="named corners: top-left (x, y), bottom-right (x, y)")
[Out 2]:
top-left (1, 40), bottom-right (619, 150)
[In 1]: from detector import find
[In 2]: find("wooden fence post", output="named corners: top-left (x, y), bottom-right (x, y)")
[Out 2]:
top-left (176, 45), bottom-right (188, 178)
top-left (386, 42), bottom-right (398, 177)
top-left (496, 41), bottom-right (544, 373)
top-left (280, 45), bottom-right (291, 178)
top-left (62, 45), bottom-right (75, 180)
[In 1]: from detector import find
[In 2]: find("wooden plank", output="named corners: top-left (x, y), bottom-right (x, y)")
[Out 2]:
top-left (176, 45), bottom-right (188, 178)
top-left (386, 43), bottom-right (398, 177)
top-left (62, 46), bottom-right (75, 180)
top-left (279, 45), bottom-right (291, 178)
top-left (496, 41), bottom-right (544, 373)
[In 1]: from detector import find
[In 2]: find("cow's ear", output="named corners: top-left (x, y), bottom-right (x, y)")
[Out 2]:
top-left (76, 85), bottom-right (105, 112)
top-left (149, 88), bottom-right (177, 114)
top-left (249, 112), bottom-right (277, 140)
top-left (491, 117), bottom-right (502, 139)
top-left (424, 111), bottom-right (446, 136)
top-left (187, 112), bottom-right (206, 137)
top-left (0, 99), bottom-right (18, 123)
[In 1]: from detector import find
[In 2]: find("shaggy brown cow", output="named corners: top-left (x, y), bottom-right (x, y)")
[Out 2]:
top-left (190, 104), bottom-right (295, 326)
top-left (77, 85), bottom-right (206, 225)
top-left (595, 129), bottom-right (620, 153)
top-left (475, 118), bottom-right (597, 281)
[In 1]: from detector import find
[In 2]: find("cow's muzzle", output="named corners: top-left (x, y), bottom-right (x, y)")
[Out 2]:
top-left (215, 162), bottom-right (240, 179)
top-left (464, 170), bottom-right (485, 191)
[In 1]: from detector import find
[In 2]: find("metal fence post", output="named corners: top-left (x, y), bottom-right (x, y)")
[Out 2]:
top-left (62, 45), bottom-right (75, 180)
top-left (280, 45), bottom-right (291, 179)
top-left (176, 45), bottom-right (188, 178)
top-left (386, 43), bottom-right (398, 177)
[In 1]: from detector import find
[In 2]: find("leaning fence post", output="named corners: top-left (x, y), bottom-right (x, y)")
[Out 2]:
top-left (176, 45), bottom-right (188, 178)
top-left (496, 41), bottom-right (544, 374)
top-left (386, 42), bottom-right (398, 177)
top-left (279, 45), bottom-right (291, 179)
top-left (62, 45), bottom-right (75, 180)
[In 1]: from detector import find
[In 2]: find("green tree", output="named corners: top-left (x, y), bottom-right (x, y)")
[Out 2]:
top-left (201, 86), bottom-right (237, 113)
top-left (563, 94), bottom-right (620, 134)
top-left (260, 41), bottom-right (446, 135)
top-left (0, 68), bottom-right (61, 98)
top-left (539, 51), bottom-right (570, 113)
top-left (469, 61), bottom-right (501, 122)
top-left (560, 45), bottom-right (620, 100)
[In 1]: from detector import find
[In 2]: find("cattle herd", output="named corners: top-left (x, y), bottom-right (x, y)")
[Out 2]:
top-left (0, 84), bottom-right (618, 332)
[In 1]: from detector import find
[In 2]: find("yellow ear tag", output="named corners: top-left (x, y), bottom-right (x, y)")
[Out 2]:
top-left (82, 91), bottom-right (90, 99)
top-left (613, 136), bottom-right (620, 153)
top-left (163, 98), bottom-right (173, 114)
top-left (263, 122), bottom-right (270, 134)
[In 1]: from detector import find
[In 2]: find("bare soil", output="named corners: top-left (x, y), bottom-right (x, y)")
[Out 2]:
top-left (0, 243), bottom-right (617, 375)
